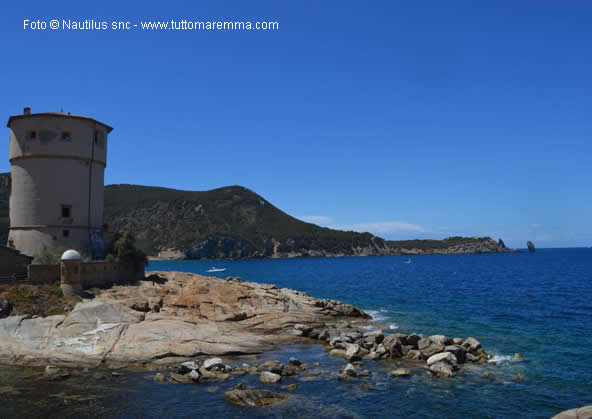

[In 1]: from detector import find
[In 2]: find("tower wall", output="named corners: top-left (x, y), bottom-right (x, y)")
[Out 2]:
top-left (7, 113), bottom-right (111, 258)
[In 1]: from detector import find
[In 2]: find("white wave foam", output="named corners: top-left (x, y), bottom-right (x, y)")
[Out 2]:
top-left (361, 325), bottom-right (378, 331)
top-left (366, 309), bottom-right (389, 322)
top-left (488, 354), bottom-right (514, 363)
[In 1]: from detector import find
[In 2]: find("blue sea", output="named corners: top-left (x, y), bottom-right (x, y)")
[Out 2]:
top-left (1, 249), bottom-right (591, 418)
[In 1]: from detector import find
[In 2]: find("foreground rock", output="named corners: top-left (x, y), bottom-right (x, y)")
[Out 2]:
top-left (0, 298), bottom-right (11, 319)
top-left (427, 352), bottom-right (458, 377)
top-left (552, 406), bottom-right (592, 419)
top-left (325, 330), bottom-right (490, 378)
top-left (44, 365), bottom-right (70, 381)
top-left (259, 371), bottom-right (282, 384)
top-left (0, 271), bottom-right (368, 368)
top-left (390, 368), bottom-right (411, 377)
top-left (224, 389), bottom-right (287, 407)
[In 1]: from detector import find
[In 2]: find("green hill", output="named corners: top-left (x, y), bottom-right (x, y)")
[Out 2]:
top-left (103, 183), bottom-right (390, 257)
top-left (0, 173), bottom-right (512, 258)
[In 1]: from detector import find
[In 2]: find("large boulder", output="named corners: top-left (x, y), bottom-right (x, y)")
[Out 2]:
top-left (362, 330), bottom-right (384, 347)
top-left (429, 335), bottom-right (453, 346)
top-left (338, 363), bottom-right (357, 380)
top-left (180, 361), bottom-right (199, 373)
top-left (427, 352), bottom-right (458, 377)
top-left (329, 349), bottom-right (347, 358)
top-left (45, 365), bottom-right (70, 381)
top-left (188, 369), bottom-right (201, 382)
top-left (382, 335), bottom-right (403, 357)
top-left (417, 338), bottom-right (431, 350)
top-left (329, 337), bottom-right (346, 349)
top-left (404, 349), bottom-right (425, 361)
top-left (170, 372), bottom-right (193, 384)
top-left (256, 360), bottom-right (285, 375)
top-left (224, 389), bottom-right (287, 407)
top-left (344, 343), bottom-right (361, 362)
top-left (429, 361), bottom-right (456, 377)
top-left (405, 333), bottom-right (422, 348)
top-left (427, 352), bottom-right (458, 367)
top-left (203, 358), bottom-right (224, 370)
top-left (461, 337), bottom-right (482, 353)
top-left (551, 405), bottom-right (592, 419)
top-left (390, 368), bottom-right (412, 377)
top-left (400, 345), bottom-right (414, 356)
top-left (418, 338), bottom-right (445, 357)
top-left (444, 345), bottom-right (466, 363)
top-left (0, 298), bottom-right (11, 319)
top-left (259, 371), bottom-right (282, 384)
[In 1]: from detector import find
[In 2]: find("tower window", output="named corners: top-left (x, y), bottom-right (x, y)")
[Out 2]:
top-left (26, 130), bottom-right (36, 140)
top-left (61, 205), bottom-right (71, 218)
top-left (95, 130), bottom-right (105, 148)
top-left (63, 229), bottom-right (70, 238)
top-left (61, 131), bottom-right (72, 142)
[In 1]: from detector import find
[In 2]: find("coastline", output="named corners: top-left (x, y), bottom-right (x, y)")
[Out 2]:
top-left (148, 244), bottom-right (520, 261)
top-left (6, 252), bottom-right (583, 417)
top-left (0, 271), bottom-right (495, 376)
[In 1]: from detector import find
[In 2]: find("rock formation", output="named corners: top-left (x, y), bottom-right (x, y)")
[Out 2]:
top-left (224, 389), bottom-right (287, 407)
top-left (552, 406), bottom-right (592, 419)
top-left (0, 271), bottom-right (368, 368)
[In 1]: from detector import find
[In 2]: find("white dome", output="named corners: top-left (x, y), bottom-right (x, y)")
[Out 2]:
top-left (61, 249), bottom-right (81, 261)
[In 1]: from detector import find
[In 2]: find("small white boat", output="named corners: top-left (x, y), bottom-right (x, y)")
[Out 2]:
top-left (403, 258), bottom-right (413, 264)
top-left (206, 267), bottom-right (227, 273)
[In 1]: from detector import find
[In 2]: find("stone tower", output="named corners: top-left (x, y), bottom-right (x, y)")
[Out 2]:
top-left (6, 107), bottom-right (113, 258)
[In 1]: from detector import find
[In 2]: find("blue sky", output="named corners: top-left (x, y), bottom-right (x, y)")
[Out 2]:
top-left (2, 1), bottom-right (591, 248)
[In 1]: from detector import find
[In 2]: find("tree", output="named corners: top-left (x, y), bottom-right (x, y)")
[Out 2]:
top-left (105, 233), bottom-right (148, 272)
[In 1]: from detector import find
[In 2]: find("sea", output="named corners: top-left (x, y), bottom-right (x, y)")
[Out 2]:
top-left (0, 248), bottom-right (590, 418)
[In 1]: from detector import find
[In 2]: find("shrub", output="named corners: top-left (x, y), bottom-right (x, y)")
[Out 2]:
top-left (33, 246), bottom-right (67, 265)
top-left (104, 232), bottom-right (148, 272)
top-left (53, 282), bottom-right (63, 297)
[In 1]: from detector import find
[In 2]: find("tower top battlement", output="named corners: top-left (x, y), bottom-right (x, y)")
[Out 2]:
top-left (7, 107), bottom-right (113, 132)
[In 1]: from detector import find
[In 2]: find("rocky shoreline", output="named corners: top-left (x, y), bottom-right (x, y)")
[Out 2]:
top-left (0, 271), bottom-right (518, 409)
top-left (150, 237), bottom-right (518, 260)
top-left (0, 271), bottom-right (369, 368)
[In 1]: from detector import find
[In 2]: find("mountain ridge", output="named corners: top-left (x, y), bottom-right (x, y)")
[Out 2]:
top-left (0, 173), bottom-right (514, 258)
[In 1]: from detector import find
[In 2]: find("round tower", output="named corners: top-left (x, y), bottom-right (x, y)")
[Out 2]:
top-left (6, 107), bottom-right (113, 258)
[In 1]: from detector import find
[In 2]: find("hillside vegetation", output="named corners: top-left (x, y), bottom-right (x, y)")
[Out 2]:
top-left (0, 173), bottom-right (511, 258)
top-left (103, 183), bottom-right (390, 258)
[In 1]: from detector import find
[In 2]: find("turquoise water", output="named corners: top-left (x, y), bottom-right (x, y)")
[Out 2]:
top-left (1, 249), bottom-right (590, 417)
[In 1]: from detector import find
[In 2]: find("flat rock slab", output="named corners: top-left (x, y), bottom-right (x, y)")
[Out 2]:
top-left (0, 271), bottom-right (368, 367)
top-left (224, 389), bottom-right (287, 407)
top-left (552, 406), bottom-right (592, 419)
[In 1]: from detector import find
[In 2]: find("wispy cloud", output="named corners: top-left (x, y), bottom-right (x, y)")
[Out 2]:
top-left (297, 215), bottom-right (333, 225)
top-left (534, 233), bottom-right (553, 242)
top-left (297, 215), bottom-right (426, 237)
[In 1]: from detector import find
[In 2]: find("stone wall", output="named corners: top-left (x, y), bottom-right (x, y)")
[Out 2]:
top-left (27, 261), bottom-right (144, 288)
top-left (27, 264), bottom-right (60, 283)
top-left (79, 261), bottom-right (143, 288)
top-left (0, 245), bottom-right (33, 281)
